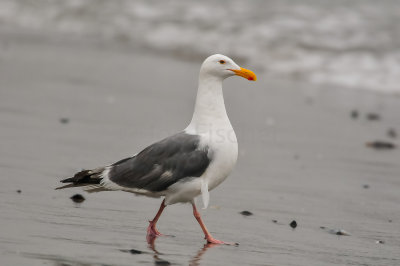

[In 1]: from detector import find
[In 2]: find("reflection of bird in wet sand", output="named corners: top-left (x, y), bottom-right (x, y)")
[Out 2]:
top-left (57, 54), bottom-right (256, 244)
top-left (147, 234), bottom-right (218, 266)
top-left (146, 236), bottom-right (170, 266)
top-left (189, 243), bottom-right (220, 266)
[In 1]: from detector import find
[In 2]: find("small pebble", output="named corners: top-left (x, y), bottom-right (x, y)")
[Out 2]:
top-left (16, 189), bottom-right (22, 194)
top-left (366, 141), bottom-right (396, 150)
top-left (388, 219), bottom-right (392, 223)
top-left (376, 240), bottom-right (385, 244)
top-left (70, 194), bottom-right (85, 203)
top-left (366, 113), bottom-right (380, 121)
top-left (290, 220), bottom-right (297, 229)
top-left (240, 211), bottom-right (253, 216)
top-left (387, 128), bottom-right (397, 138)
top-left (59, 117), bottom-right (70, 124)
top-left (350, 110), bottom-right (359, 119)
top-left (272, 219), bottom-right (278, 223)
top-left (320, 226), bottom-right (326, 229)
top-left (129, 249), bottom-right (142, 254)
top-left (363, 184), bottom-right (370, 189)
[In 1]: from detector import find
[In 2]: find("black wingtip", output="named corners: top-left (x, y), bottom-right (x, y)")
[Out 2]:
top-left (55, 183), bottom-right (76, 190)
top-left (60, 177), bottom-right (74, 183)
top-left (56, 169), bottom-right (103, 190)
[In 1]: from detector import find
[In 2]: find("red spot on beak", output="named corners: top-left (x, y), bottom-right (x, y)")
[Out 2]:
top-left (230, 67), bottom-right (257, 81)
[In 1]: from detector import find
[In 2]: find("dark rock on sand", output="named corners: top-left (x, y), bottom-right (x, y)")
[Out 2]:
top-left (350, 110), bottom-right (359, 119)
top-left (366, 141), bottom-right (396, 150)
top-left (59, 117), bottom-right (70, 124)
top-left (387, 128), bottom-right (397, 138)
top-left (290, 220), bottom-right (297, 229)
top-left (366, 113), bottom-right (381, 121)
top-left (272, 219), bottom-right (278, 223)
top-left (330, 229), bottom-right (351, 236)
top-left (16, 189), bottom-right (21, 193)
top-left (120, 249), bottom-right (146, 255)
top-left (240, 210), bottom-right (253, 216)
top-left (70, 194), bottom-right (85, 203)
top-left (155, 260), bottom-right (171, 265)
top-left (129, 249), bottom-right (143, 254)
top-left (363, 184), bottom-right (370, 189)
top-left (376, 240), bottom-right (385, 244)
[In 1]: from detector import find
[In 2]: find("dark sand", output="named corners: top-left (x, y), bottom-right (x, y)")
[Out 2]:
top-left (1, 32), bottom-right (399, 265)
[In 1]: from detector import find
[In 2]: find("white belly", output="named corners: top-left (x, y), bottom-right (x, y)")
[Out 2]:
top-left (201, 127), bottom-right (238, 191)
top-left (164, 128), bottom-right (238, 205)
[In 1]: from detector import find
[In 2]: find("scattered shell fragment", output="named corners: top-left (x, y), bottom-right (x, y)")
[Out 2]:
top-left (59, 117), bottom-right (70, 124)
top-left (366, 113), bottom-right (380, 121)
top-left (129, 249), bottom-right (143, 254)
top-left (120, 249), bottom-right (147, 255)
top-left (329, 229), bottom-right (351, 236)
top-left (366, 141), bottom-right (396, 150)
top-left (321, 226), bottom-right (351, 236)
top-left (350, 110), bottom-right (359, 119)
top-left (387, 128), bottom-right (397, 138)
top-left (155, 260), bottom-right (171, 265)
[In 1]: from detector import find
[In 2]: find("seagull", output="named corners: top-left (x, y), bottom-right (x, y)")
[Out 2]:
top-left (57, 54), bottom-right (256, 244)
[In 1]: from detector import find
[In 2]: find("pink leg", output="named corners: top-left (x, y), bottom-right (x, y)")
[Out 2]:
top-left (147, 199), bottom-right (166, 238)
top-left (192, 202), bottom-right (235, 245)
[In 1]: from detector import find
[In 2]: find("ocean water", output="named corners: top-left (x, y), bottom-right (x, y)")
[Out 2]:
top-left (1, 0), bottom-right (399, 93)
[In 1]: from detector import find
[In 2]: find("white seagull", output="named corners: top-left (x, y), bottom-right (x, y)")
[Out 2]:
top-left (57, 54), bottom-right (256, 244)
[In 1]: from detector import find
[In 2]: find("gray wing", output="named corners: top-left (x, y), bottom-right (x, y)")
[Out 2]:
top-left (108, 132), bottom-right (212, 192)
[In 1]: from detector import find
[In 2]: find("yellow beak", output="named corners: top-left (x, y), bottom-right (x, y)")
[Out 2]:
top-left (230, 67), bottom-right (257, 81)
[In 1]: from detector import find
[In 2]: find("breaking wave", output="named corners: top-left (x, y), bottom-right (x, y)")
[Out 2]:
top-left (1, 0), bottom-right (399, 93)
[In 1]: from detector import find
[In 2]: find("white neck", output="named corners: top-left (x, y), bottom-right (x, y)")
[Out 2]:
top-left (186, 73), bottom-right (232, 134)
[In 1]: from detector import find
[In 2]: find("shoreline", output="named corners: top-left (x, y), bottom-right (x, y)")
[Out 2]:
top-left (0, 30), bottom-right (399, 266)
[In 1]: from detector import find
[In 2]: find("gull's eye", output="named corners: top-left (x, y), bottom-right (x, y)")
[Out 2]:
top-left (219, 60), bottom-right (226, 64)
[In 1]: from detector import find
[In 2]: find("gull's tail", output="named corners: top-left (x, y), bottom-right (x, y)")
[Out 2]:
top-left (56, 167), bottom-right (107, 192)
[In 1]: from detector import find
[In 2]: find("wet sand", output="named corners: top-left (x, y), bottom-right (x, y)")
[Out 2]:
top-left (1, 32), bottom-right (399, 265)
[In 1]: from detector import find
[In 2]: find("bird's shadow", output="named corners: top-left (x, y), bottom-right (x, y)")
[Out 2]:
top-left (147, 234), bottom-right (220, 266)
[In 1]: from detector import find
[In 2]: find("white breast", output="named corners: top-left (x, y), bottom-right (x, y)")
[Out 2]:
top-left (198, 126), bottom-right (238, 191)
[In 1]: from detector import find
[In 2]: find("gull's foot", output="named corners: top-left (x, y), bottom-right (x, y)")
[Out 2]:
top-left (205, 235), bottom-right (239, 246)
top-left (147, 221), bottom-right (163, 237)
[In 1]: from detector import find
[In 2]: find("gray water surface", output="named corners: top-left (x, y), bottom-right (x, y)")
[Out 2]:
top-left (1, 0), bottom-right (400, 93)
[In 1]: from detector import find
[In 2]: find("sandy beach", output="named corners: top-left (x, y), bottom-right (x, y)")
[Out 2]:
top-left (0, 31), bottom-right (399, 266)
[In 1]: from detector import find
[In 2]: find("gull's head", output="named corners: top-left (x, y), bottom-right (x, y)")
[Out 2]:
top-left (200, 54), bottom-right (257, 81)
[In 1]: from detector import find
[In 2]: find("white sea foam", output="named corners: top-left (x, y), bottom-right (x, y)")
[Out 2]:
top-left (1, 0), bottom-right (399, 93)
